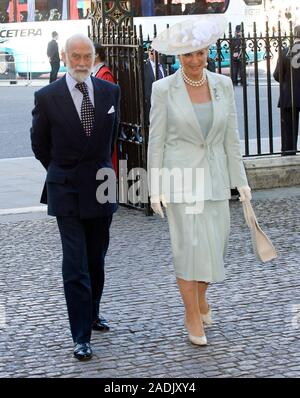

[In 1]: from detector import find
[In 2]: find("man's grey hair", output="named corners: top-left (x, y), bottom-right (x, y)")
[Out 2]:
top-left (64, 34), bottom-right (95, 55)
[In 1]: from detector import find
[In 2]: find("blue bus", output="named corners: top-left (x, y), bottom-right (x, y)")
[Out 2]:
top-left (0, 0), bottom-right (265, 78)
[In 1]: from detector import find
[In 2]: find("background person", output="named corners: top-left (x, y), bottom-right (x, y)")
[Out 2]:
top-left (273, 25), bottom-right (300, 156)
top-left (92, 43), bottom-right (118, 173)
top-left (92, 43), bottom-right (116, 83)
top-left (144, 43), bottom-right (167, 125)
top-left (231, 25), bottom-right (244, 86)
top-left (47, 31), bottom-right (60, 83)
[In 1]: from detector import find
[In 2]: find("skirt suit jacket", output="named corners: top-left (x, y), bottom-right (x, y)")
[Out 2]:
top-left (147, 69), bottom-right (248, 202)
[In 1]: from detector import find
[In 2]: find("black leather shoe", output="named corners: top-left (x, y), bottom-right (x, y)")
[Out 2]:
top-left (73, 342), bottom-right (93, 361)
top-left (92, 317), bottom-right (110, 331)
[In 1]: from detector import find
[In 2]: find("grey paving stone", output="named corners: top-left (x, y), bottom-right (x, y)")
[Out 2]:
top-left (0, 193), bottom-right (300, 377)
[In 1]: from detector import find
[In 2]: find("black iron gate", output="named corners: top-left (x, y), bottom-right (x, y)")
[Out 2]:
top-left (91, 1), bottom-right (151, 213)
top-left (104, 25), bottom-right (150, 213)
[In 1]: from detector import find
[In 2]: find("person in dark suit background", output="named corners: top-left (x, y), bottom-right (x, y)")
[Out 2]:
top-left (31, 34), bottom-right (120, 361)
top-left (144, 43), bottom-right (167, 125)
top-left (207, 55), bottom-right (216, 73)
top-left (231, 25), bottom-right (243, 86)
top-left (92, 43), bottom-right (118, 175)
top-left (274, 25), bottom-right (300, 156)
top-left (47, 31), bottom-right (60, 83)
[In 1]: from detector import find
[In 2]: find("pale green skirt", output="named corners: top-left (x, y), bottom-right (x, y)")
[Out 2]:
top-left (166, 200), bottom-right (230, 283)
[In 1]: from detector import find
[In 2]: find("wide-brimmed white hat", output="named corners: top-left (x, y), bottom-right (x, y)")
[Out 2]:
top-left (151, 15), bottom-right (227, 56)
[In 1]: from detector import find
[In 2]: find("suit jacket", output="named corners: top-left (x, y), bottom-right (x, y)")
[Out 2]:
top-left (147, 69), bottom-right (248, 202)
top-left (31, 75), bottom-right (120, 218)
top-left (144, 59), bottom-right (167, 124)
top-left (273, 43), bottom-right (300, 108)
top-left (47, 39), bottom-right (60, 63)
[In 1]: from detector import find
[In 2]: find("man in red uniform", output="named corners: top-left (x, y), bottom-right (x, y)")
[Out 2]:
top-left (93, 43), bottom-right (118, 173)
top-left (92, 43), bottom-right (116, 83)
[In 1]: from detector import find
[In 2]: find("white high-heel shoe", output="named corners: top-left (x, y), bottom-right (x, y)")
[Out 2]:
top-left (188, 333), bottom-right (208, 346)
top-left (201, 307), bottom-right (213, 326)
top-left (184, 318), bottom-right (208, 346)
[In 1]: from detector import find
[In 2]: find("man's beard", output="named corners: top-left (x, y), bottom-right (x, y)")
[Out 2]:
top-left (67, 65), bottom-right (92, 83)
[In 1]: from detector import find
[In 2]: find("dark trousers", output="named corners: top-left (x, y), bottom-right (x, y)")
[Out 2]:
top-left (232, 60), bottom-right (243, 85)
top-left (49, 61), bottom-right (60, 83)
top-left (281, 107), bottom-right (300, 155)
top-left (56, 215), bottom-right (112, 344)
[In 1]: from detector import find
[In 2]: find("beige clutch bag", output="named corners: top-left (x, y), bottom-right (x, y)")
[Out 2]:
top-left (242, 200), bottom-right (277, 263)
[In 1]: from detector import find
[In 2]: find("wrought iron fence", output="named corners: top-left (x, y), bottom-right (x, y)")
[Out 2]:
top-left (211, 21), bottom-right (298, 157)
top-left (91, 24), bottom-right (152, 212)
top-left (91, 20), bottom-right (299, 211)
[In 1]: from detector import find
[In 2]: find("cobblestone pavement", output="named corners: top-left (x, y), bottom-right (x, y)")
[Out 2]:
top-left (0, 193), bottom-right (299, 378)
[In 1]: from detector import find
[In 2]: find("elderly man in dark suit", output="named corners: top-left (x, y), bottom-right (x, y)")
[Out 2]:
top-left (274, 25), bottom-right (300, 155)
top-left (31, 34), bottom-right (120, 360)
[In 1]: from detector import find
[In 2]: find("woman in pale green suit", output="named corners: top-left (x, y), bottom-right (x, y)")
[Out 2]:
top-left (147, 16), bottom-right (252, 346)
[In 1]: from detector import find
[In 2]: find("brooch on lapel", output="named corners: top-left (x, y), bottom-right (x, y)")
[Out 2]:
top-left (213, 87), bottom-right (220, 101)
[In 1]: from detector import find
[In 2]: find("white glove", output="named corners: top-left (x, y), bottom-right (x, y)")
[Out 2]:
top-left (237, 186), bottom-right (252, 202)
top-left (150, 195), bottom-right (168, 218)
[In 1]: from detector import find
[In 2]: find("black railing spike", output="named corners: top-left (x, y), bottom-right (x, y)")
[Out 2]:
top-left (139, 25), bottom-right (143, 43)
top-left (289, 20), bottom-right (293, 37)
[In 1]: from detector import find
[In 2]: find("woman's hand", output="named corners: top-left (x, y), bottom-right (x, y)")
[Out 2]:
top-left (150, 195), bottom-right (168, 218)
top-left (237, 186), bottom-right (252, 202)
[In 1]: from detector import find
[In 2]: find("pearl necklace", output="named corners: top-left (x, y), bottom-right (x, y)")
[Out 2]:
top-left (181, 67), bottom-right (207, 87)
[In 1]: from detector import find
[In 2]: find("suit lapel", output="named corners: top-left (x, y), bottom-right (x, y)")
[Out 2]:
top-left (87, 77), bottom-right (107, 150)
top-left (171, 69), bottom-right (206, 142)
top-left (52, 76), bottom-right (87, 146)
top-left (171, 69), bottom-right (221, 143)
top-left (205, 71), bottom-right (218, 142)
top-left (93, 77), bottom-right (108, 126)
top-left (146, 60), bottom-right (155, 82)
top-left (81, 77), bottom-right (116, 159)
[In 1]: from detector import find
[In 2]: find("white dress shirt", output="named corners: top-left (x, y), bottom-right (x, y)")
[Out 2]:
top-left (150, 60), bottom-right (165, 78)
top-left (65, 72), bottom-right (95, 120)
top-left (92, 62), bottom-right (105, 77)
